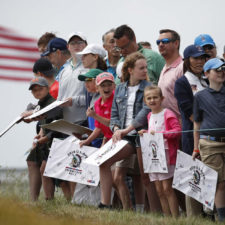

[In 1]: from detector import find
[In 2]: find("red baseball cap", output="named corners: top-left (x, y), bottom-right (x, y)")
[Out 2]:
top-left (96, 72), bottom-right (114, 86)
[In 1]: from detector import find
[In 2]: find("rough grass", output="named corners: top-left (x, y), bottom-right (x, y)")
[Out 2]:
top-left (0, 169), bottom-right (220, 225)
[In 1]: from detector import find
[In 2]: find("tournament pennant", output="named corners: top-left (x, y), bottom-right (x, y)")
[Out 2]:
top-left (0, 115), bottom-right (22, 138)
top-left (44, 136), bottom-right (99, 186)
top-left (140, 133), bottom-right (168, 173)
top-left (41, 119), bottom-right (92, 136)
top-left (172, 150), bottom-right (218, 210)
top-left (84, 139), bottom-right (128, 166)
top-left (25, 99), bottom-right (69, 119)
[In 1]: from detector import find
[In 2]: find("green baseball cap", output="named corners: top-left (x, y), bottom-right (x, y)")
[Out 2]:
top-left (78, 69), bottom-right (104, 81)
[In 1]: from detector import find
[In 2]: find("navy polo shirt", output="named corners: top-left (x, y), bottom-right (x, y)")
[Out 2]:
top-left (194, 86), bottom-right (225, 137)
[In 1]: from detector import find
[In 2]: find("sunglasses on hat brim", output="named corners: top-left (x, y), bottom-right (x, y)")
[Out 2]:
top-left (215, 65), bottom-right (225, 72)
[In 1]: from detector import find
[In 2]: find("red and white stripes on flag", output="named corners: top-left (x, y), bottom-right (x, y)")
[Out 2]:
top-left (0, 26), bottom-right (40, 82)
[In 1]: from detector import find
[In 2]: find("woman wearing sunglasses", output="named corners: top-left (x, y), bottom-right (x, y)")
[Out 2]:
top-left (174, 44), bottom-right (209, 217)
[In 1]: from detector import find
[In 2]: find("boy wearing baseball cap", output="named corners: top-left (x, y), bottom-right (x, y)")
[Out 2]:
top-left (80, 72), bottom-right (115, 147)
top-left (25, 77), bottom-right (62, 201)
top-left (193, 58), bottom-right (225, 222)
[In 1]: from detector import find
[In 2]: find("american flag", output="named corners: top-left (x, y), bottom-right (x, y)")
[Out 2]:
top-left (0, 26), bottom-right (40, 82)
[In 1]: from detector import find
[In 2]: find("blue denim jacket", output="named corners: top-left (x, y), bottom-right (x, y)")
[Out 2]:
top-left (110, 80), bottom-right (151, 131)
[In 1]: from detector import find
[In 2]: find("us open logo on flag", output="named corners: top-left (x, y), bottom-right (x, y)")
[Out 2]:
top-left (149, 140), bottom-right (158, 158)
top-left (0, 26), bottom-right (39, 82)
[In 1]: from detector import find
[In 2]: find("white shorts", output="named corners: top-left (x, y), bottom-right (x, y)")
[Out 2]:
top-left (149, 164), bottom-right (175, 182)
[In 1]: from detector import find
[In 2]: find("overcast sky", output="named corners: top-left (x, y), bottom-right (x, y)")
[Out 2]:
top-left (1, 0), bottom-right (225, 55)
top-left (0, 0), bottom-right (224, 168)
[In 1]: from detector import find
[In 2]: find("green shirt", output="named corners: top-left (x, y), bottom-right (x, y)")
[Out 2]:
top-left (115, 44), bottom-right (165, 85)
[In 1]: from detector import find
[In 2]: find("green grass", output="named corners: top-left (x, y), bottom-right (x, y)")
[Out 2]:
top-left (0, 169), bottom-right (220, 225)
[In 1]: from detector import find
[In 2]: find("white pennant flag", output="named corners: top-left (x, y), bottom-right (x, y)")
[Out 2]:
top-left (140, 133), bottom-right (168, 173)
top-left (84, 139), bottom-right (128, 166)
top-left (44, 136), bottom-right (99, 186)
top-left (172, 150), bottom-right (218, 210)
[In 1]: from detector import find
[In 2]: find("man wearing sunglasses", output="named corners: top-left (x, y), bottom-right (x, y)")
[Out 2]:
top-left (194, 34), bottom-right (217, 59)
top-left (113, 24), bottom-right (165, 84)
top-left (157, 29), bottom-right (186, 212)
top-left (157, 29), bottom-right (183, 120)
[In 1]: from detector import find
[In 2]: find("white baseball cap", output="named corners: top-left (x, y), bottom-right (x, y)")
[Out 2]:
top-left (76, 44), bottom-right (106, 58)
top-left (68, 31), bottom-right (87, 43)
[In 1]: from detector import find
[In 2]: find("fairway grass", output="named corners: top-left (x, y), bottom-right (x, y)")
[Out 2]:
top-left (0, 169), bottom-right (219, 225)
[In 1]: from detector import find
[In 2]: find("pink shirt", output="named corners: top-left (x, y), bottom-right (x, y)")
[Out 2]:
top-left (94, 92), bottom-right (114, 139)
top-left (147, 109), bottom-right (181, 165)
top-left (158, 56), bottom-right (183, 119)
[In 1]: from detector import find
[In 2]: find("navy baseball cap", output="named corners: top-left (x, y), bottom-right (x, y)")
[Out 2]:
top-left (33, 58), bottom-right (55, 77)
top-left (183, 45), bottom-right (209, 59)
top-left (41, 38), bottom-right (67, 56)
top-left (194, 34), bottom-right (215, 47)
top-left (203, 58), bottom-right (225, 72)
top-left (29, 77), bottom-right (48, 90)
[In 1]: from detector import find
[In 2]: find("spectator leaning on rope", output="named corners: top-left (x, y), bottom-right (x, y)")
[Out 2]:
top-left (98, 52), bottom-right (152, 210)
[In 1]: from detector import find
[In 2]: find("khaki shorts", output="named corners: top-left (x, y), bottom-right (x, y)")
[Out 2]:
top-left (115, 154), bottom-right (136, 169)
top-left (127, 155), bottom-right (141, 175)
top-left (199, 139), bottom-right (225, 182)
top-left (111, 136), bottom-right (139, 171)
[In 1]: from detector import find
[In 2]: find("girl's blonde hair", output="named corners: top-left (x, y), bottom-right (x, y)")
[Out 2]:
top-left (144, 85), bottom-right (163, 97)
top-left (121, 52), bottom-right (148, 82)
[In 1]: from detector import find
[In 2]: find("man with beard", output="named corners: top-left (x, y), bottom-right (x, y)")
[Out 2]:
top-left (157, 29), bottom-right (183, 119)
top-left (157, 29), bottom-right (185, 212)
